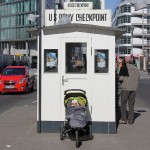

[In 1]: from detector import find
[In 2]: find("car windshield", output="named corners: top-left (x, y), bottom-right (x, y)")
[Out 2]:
top-left (2, 68), bottom-right (25, 76)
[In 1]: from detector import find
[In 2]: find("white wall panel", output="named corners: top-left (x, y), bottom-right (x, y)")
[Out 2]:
top-left (40, 30), bottom-right (116, 122)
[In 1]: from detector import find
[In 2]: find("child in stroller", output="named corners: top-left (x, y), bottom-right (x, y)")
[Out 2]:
top-left (60, 89), bottom-right (92, 148)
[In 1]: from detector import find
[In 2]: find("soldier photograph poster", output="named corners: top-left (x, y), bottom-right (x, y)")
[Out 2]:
top-left (95, 49), bottom-right (108, 73)
top-left (97, 52), bottom-right (106, 68)
top-left (44, 49), bottom-right (58, 72)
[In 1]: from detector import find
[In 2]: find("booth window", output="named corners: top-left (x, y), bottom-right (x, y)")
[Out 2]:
top-left (66, 43), bottom-right (87, 74)
top-left (94, 49), bottom-right (109, 73)
top-left (44, 49), bottom-right (58, 73)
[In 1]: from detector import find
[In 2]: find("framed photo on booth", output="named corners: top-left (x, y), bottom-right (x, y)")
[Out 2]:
top-left (94, 49), bottom-right (109, 73)
top-left (44, 49), bottom-right (58, 73)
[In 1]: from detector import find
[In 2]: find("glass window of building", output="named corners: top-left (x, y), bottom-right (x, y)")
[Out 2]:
top-left (24, 1), bottom-right (30, 12)
top-left (120, 26), bottom-right (131, 33)
top-left (46, 0), bottom-right (54, 8)
top-left (12, 3), bottom-right (17, 14)
top-left (120, 37), bottom-right (131, 44)
top-left (118, 16), bottom-right (131, 24)
top-left (147, 6), bottom-right (150, 13)
top-left (146, 37), bottom-right (150, 44)
top-left (147, 27), bottom-right (150, 33)
top-left (0, 0), bottom-right (37, 41)
top-left (147, 16), bottom-right (150, 23)
top-left (11, 16), bottom-right (16, 27)
top-left (31, 0), bottom-right (36, 11)
top-left (120, 48), bottom-right (131, 55)
top-left (120, 5), bottom-right (131, 13)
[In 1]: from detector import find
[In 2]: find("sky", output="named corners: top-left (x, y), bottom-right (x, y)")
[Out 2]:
top-left (105, 0), bottom-right (120, 12)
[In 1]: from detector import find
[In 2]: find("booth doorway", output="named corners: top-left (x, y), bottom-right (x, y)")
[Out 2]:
top-left (60, 38), bottom-right (92, 112)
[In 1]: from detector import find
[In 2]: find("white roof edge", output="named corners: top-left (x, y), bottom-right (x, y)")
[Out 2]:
top-left (43, 23), bottom-right (124, 32)
top-left (27, 23), bottom-right (125, 37)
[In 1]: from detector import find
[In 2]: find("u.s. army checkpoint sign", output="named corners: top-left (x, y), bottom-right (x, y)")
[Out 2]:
top-left (45, 9), bottom-right (111, 27)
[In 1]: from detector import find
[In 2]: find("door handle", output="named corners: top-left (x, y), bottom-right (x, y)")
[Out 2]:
top-left (62, 76), bottom-right (68, 86)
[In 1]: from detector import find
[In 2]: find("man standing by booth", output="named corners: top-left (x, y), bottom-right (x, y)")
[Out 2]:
top-left (119, 56), bottom-right (140, 125)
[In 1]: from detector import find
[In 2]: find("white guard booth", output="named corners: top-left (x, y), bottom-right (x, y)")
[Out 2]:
top-left (36, 23), bottom-right (123, 134)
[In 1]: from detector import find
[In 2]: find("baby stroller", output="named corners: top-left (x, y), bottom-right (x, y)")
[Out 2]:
top-left (60, 89), bottom-right (92, 148)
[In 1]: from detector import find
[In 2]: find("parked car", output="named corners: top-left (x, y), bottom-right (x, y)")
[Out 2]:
top-left (0, 66), bottom-right (34, 94)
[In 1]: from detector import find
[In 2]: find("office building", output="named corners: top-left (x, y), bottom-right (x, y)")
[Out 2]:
top-left (0, 0), bottom-right (38, 61)
top-left (112, 0), bottom-right (150, 70)
top-left (0, 0), bottom-right (56, 64)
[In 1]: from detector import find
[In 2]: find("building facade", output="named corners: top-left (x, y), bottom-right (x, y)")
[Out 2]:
top-left (112, 0), bottom-right (150, 70)
top-left (0, 0), bottom-right (38, 63)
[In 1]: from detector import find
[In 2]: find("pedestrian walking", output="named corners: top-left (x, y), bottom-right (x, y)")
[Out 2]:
top-left (119, 56), bottom-right (140, 125)
top-left (12, 60), bottom-right (17, 66)
top-left (147, 62), bottom-right (150, 75)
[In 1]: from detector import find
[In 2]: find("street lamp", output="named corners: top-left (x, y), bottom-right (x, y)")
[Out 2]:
top-left (28, 0), bottom-right (44, 133)
top-left (28, 14), bottom-right (39, 23)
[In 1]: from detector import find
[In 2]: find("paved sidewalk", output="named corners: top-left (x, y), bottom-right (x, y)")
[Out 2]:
top-left (140, 71), bottom-right (150, 78)
top-left (0, 103), bottom-right (150, 150)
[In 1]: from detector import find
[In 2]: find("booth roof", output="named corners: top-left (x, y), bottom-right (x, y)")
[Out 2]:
top-left (27, 23), bottom-right (125, 38)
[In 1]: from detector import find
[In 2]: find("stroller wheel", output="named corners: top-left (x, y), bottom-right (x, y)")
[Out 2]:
top-left (89, 125), bottom-right (92, 140)
top-left (75, 130), bottom-right (80, 148)
top-left (60, 125), bottom-right (64, 140)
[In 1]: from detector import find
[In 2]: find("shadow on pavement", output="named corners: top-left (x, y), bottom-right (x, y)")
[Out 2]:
top-left (116, 108), bottom-right (146, 131)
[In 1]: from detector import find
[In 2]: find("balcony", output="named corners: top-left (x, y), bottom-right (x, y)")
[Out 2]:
top-left (132, 23), bottom-right (150, 26)
top-left (133, 32), bottom-right (150, 36)
top-left (132, 12), bottom-right (150, 16)
top-left (133, 43), bottom-right (150, 47)
top-left (117, 12), bottom-right (131, 17)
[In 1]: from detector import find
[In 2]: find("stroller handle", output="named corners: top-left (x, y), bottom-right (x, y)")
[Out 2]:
top-left (64, 89), bottom-right (86, 95)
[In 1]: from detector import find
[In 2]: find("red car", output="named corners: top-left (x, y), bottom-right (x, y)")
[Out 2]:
top-left (0, 66), bottom-right (34, 94)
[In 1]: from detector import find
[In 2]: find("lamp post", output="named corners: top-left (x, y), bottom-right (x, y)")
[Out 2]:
top-left (28, 0), bottom-right (44, 133)
top-left (38, 0), bottom-right (42, 133)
